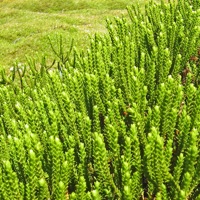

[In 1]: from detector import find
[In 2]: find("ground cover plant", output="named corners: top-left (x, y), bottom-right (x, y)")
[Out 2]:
top-left (1, 0), bottom-right (200, 199)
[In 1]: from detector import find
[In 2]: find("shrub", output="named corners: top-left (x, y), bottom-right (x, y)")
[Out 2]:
top-left (0, 0), bottom-right (200, 199)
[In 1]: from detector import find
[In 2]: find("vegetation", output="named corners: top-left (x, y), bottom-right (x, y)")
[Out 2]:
top-left (0, 0), bottom-right (137, 68)
top-left (0, 0), bottom-right (200, 199)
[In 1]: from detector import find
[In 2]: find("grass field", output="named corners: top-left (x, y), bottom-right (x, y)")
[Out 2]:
top-left (0, 0), bottom-right (149, 69)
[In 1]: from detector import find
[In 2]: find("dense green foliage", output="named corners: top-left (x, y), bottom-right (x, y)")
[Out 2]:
top-left (0, 0), bottom-right (200, 199)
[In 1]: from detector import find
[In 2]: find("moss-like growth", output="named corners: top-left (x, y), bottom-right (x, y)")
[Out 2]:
top-left (0, 0), bottom-right (200, 199)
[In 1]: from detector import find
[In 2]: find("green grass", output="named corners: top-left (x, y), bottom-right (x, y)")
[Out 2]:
top-left (0, 0), bottom-right (152, 69)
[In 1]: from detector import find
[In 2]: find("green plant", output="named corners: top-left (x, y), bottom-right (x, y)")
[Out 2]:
top-left (0, 0), bottom-right (200, 199)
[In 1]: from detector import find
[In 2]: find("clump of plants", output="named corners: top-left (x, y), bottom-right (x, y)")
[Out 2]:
top-left (0, 0), bottom-right (200, 199)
